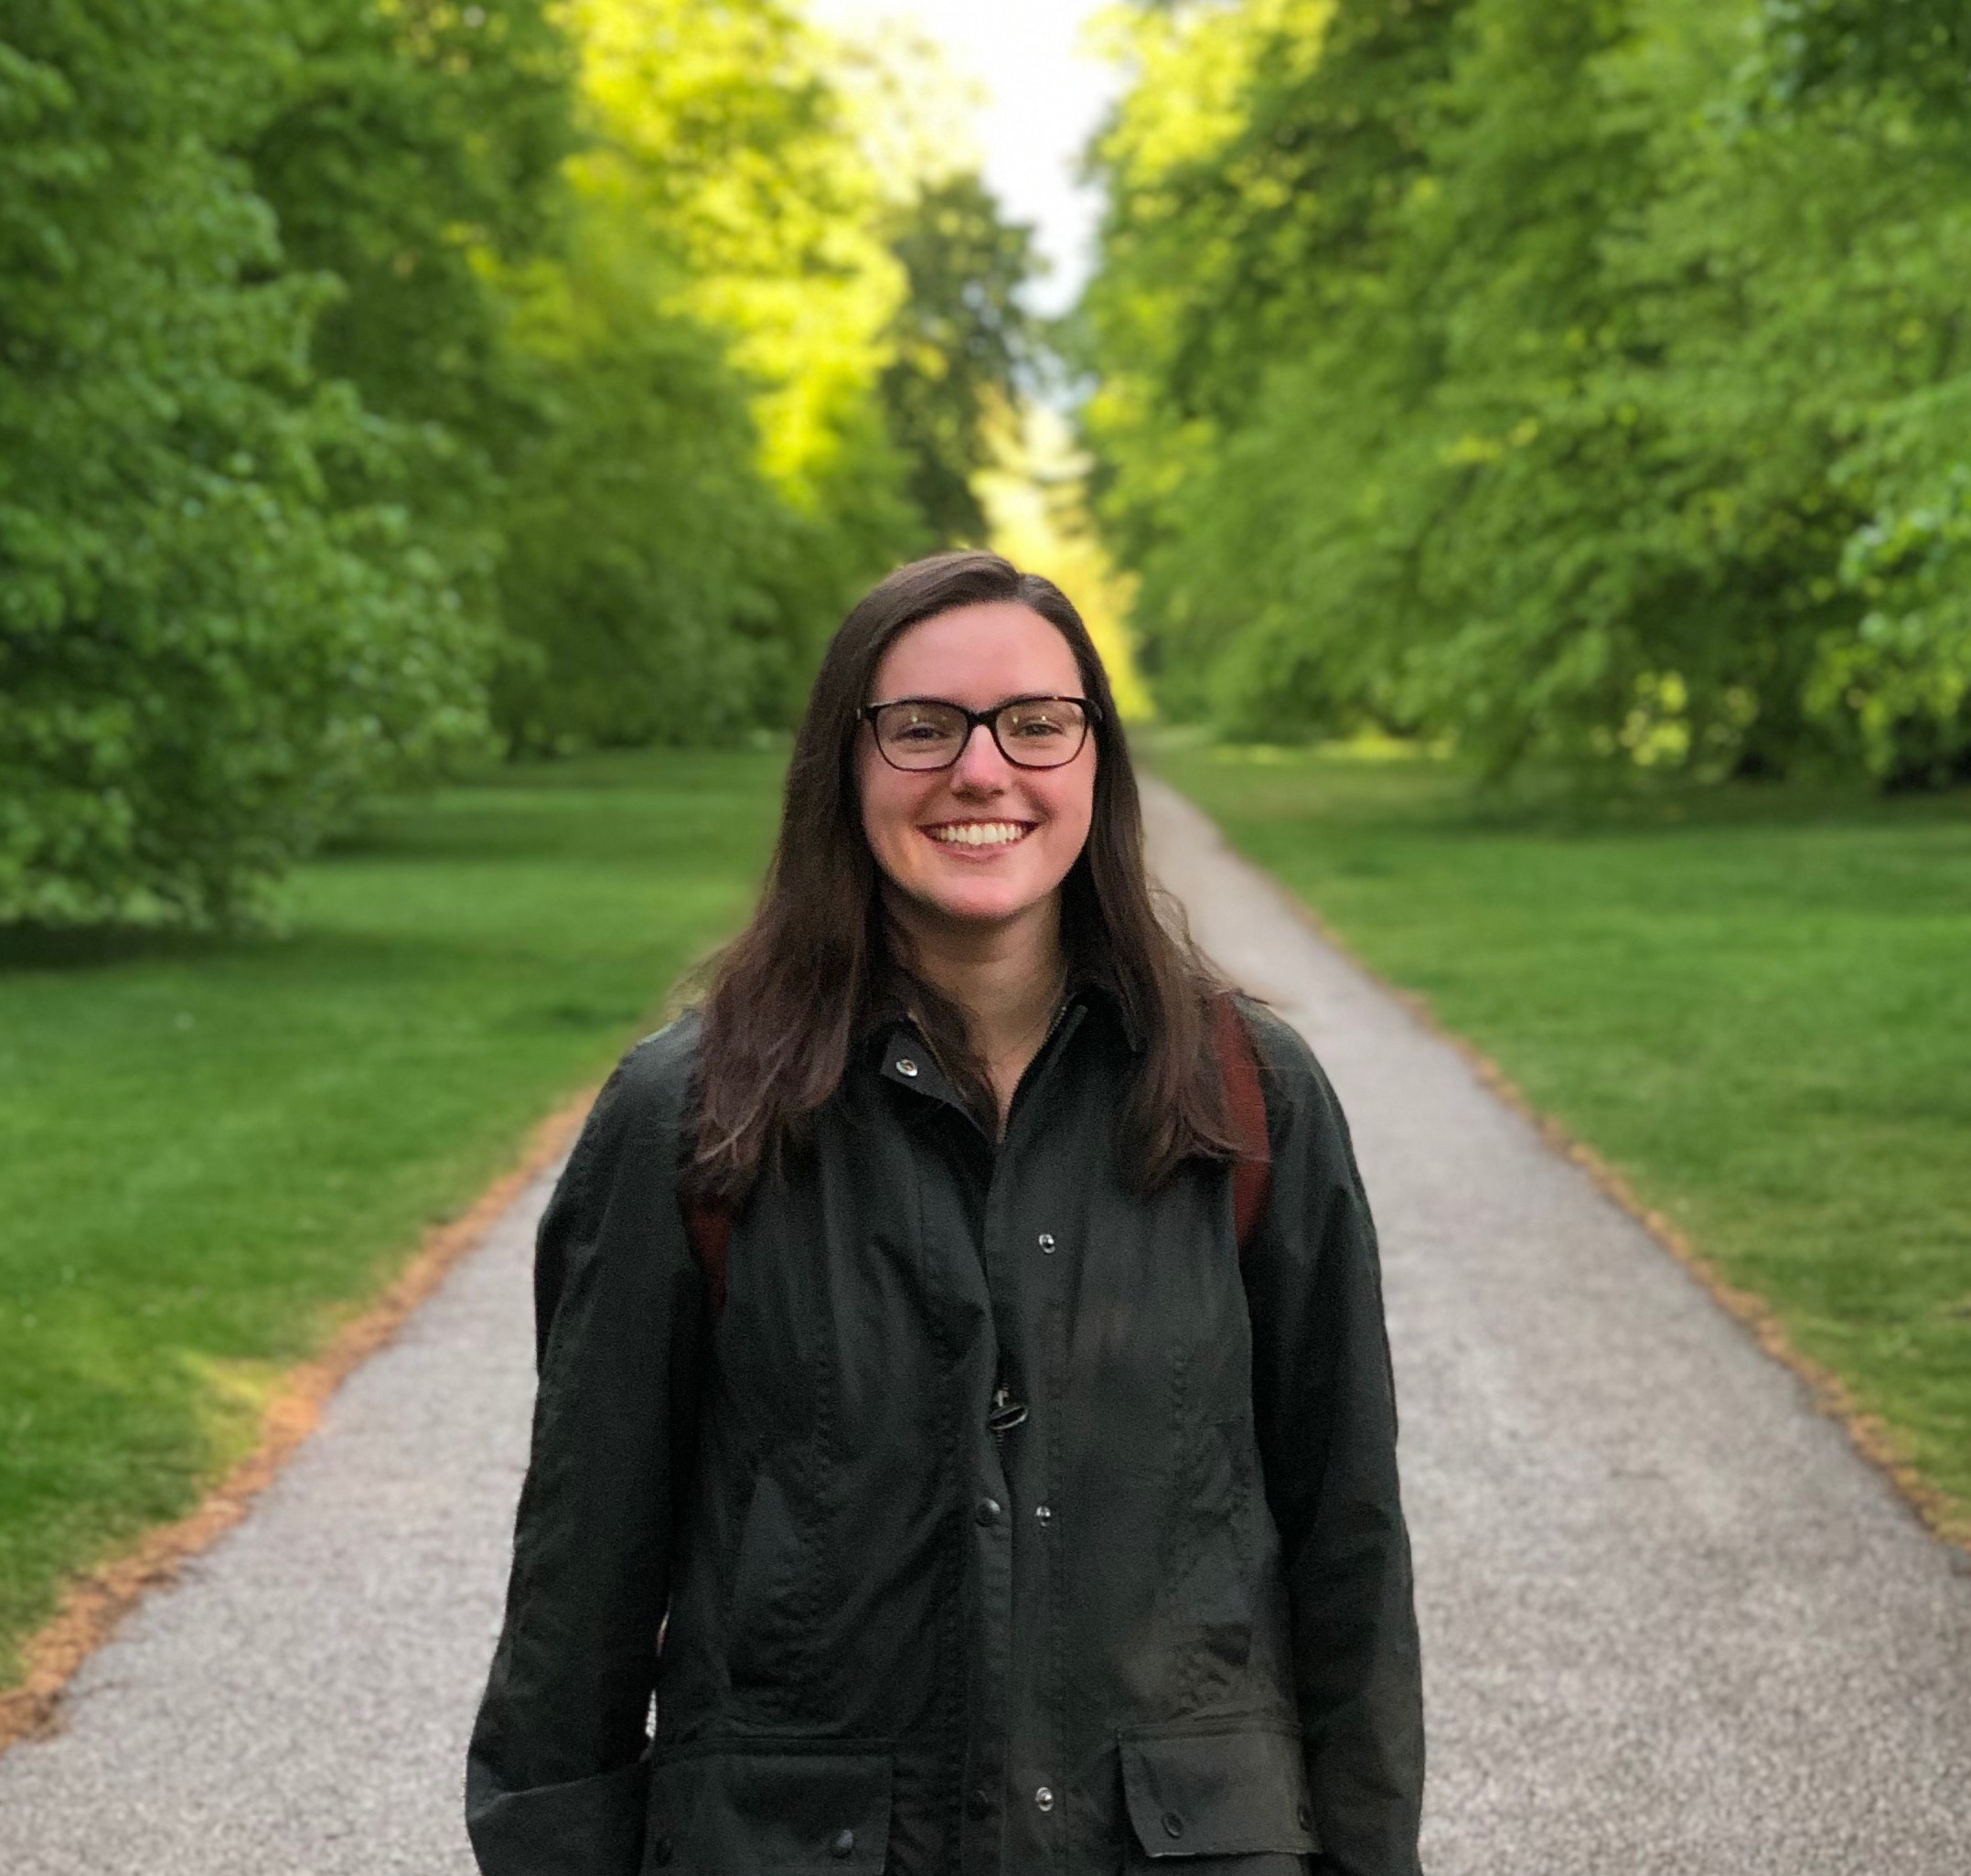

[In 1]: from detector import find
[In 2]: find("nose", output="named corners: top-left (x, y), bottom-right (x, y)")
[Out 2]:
top-left (948, 720), bottom-right (1010, 790)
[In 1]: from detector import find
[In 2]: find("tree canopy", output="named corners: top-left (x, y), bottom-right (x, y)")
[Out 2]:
top-left (1079, 0), bottom-right (1971, 785)
top-left (0, 0), bottom-right (1038, 925)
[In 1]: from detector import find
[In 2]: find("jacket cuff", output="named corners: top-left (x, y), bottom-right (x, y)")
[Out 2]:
top-left (466, 1755), bottom-right (648, 1875)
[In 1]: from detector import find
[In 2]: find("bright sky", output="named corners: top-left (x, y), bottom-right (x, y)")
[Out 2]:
top-left (810, 0), bottom-right (1125, 316)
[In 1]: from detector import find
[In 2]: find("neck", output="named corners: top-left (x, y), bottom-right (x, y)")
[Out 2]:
top-left (884, 889), bottom-right (1067, 1110)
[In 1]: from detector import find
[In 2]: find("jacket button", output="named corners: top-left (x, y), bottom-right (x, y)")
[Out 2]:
top-left (1034, 1503), bottom-right (1052, 1524)
top-left (968, 1786), bottom-right (991, 1819)
top-left (1034, 1785), bottom-right (1055, 1812)
top-left (1162, 1811), bottom-right (1184, 1839)
top-left (651, 1837), bottom-right (674, 1867)
top-left (830, 1827), bottom-right (855, 1858)
top-left (895, 1058), bottom-right (918, 1077)
top-left (1036, 1231), bottom-right (1055, 1252)
top-left (975, 1496), bottom-right (1002, 1525)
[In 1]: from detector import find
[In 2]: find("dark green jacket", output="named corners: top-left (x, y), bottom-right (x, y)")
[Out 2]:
top-left (466, 988), bottom-right (1424, 1876)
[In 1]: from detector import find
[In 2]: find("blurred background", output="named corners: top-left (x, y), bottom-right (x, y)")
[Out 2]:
top-left (1, 0), bottom-right (1966, 1727)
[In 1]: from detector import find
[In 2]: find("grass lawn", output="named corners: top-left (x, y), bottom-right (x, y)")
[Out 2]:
top-left (1157, 739), bottom-right (1971, 1536)
top-left (0, 747), bottom-right (785, 1684)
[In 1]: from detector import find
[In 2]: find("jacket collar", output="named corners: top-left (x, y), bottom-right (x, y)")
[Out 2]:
top-left (858, 956), bottom-right (1142, 1061)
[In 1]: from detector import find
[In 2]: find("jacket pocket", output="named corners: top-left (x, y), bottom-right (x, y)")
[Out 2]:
top-left (1118, 1721), bottom-right (1318, 1869)
top-left (642, 1742), bottom-right (893, 1876)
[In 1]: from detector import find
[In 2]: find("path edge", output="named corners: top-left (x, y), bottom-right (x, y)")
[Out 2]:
top-left (0, 1085), bottom-right (598, 1759)
top-left (1181, 803), bottom-right (1971, 1559)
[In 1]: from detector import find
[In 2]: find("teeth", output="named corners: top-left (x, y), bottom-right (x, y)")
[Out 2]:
top-left (929, 821), bottom-right (1027, 848)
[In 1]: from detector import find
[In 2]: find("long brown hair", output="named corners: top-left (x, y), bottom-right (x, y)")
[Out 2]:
top-left (684, 550), bottom-right (1237, 1205)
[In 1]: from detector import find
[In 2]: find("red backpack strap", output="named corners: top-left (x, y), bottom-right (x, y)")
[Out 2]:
top-left (683, 1198), bottom-right (731, 1313)
top-left (1211, 993), bottom-right (1272, 1260)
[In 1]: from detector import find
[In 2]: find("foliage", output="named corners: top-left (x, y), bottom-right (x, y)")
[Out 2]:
top-left (2, 0), bottom-right (1040, 923)
top-left (485, 0), bottom-right (964, 755)
top-left (1081, 0), bottom-right (1971, 783)
top-left (1760, 0), bottom-right (1971, 113)
top-left (490, 223), bottom-right (819, 751)
top-left (976, 404), bottom-right (1157, 720)
top-left (879, 174), bottom-right (1044, 548)
top-left (247, 0), bottom-right (576, 444)
top-left (242, 0), bottom-right (577, 626)
top-left (0, 1), bottom-right (498, 927)
top-left (491, 0), bottom-right (1047, 751)
top-left (573, 0), bottom-right (897, 490)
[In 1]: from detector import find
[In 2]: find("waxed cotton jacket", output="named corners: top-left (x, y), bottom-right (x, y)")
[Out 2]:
top-left (465, 986), bottom-right (1424, 1876)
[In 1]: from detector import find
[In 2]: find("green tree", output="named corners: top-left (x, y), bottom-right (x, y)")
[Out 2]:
top-left (490, 220), bottom-right (817, 752)
top-left (246, 0), bottom-right (575, 441)
top-left (1081, 0), bottom-right (1971, 783)
top-left (243, 0), bottom-right (579, 687)
top-left (878, 174), bottom-right (1041, 548)
top-left (1, 0), bottom-right (1059, 927)
top-left (488, 0), bottom-right (932, 755)
top-left (0, 1), bottom-right (494, 927)
top-left (1752, 0), bottom-right (1971, 782)
top-left (1080, 0), bottom-right (1469, 713)
top-left (1761, 0), bottom-right (1971, 113)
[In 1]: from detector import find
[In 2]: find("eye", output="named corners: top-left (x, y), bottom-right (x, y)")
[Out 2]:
top-left (1002, 702), bottom-right (1076, 738)
top-left (874, 703), bottom-right (965, 756)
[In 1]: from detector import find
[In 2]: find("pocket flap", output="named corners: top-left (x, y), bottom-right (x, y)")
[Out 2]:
top-left (1118, 1722), bottom-right (1318, 1859)
top-left (646, 1744), bottom-right (893, 1875)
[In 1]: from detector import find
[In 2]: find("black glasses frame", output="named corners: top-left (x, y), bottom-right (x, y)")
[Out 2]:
top-left (859, 693), bottom-right (1101, 772)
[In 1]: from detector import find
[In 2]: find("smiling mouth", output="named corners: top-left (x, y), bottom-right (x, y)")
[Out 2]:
top-left (922, 820), bottom-right (1034, 850)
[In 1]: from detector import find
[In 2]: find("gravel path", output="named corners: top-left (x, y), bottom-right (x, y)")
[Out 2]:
top-left (2, 777), bottom-right (1966, 1874)
top-left (0, 1174), bottom-right (546, 1875)
top-left (1144, 779), bottom-right (1971, 1876)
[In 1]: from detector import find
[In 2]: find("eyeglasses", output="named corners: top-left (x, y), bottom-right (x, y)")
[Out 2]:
top-left (860, 694), bottom-right (1099, 772)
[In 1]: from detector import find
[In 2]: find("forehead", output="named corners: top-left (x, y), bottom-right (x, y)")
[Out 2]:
top-left (873, 601), bottom-right (1081, 703)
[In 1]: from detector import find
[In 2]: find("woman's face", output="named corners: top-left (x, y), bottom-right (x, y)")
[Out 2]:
top-left (858, 601), bottom-right (1097, 939)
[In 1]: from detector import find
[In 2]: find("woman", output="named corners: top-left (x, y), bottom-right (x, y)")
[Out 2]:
top-left (466, 552), bottom-right (1424, 1876)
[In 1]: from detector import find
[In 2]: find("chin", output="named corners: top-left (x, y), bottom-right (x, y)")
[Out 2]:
top-left (925, 894), bottom-right (1028, 928)
top-left (914, 876), bottom-right (1043, 928)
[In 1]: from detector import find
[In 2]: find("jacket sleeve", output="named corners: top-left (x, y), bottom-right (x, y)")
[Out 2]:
top-left (465, 1025), bottom-right (708, 1875)
top-left (1240, 1006), bottom-right (1424, 1876)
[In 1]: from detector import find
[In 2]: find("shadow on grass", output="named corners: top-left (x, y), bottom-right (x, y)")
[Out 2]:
top-left (4, 748), bottom-right (789, 974)
top-left (317, 747), bottom-right (787, 867)
top-left (0, 923), bottom-right (250, 975)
